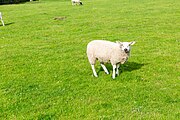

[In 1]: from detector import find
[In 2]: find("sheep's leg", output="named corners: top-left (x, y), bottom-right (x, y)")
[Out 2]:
top-left (1, 19), bottom-right (4, 26)
top-left (112, 65), bottom-right (116, 79)
top-left (72, 1), bottom-right (75, 5)
top-left (100, 63), bottom-right (109, 74)
top-left (116, 64), bottom-right (120, 76)
top-left (91, 64), bottom-right (98, 77)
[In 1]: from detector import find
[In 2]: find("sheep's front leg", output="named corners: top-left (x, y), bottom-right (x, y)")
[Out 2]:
top-left (72, 1), bottom-right (75, 5)
top-left (1, 19), bottom-right (4, 26)
top-left (91, 64), bottom-right (98, 77)
top-left (112, 65), bottom-right (116, 79)
top-left (100, 63), bottom-right (109, 74)
top-left (116, 64), bottom-right (120, 76)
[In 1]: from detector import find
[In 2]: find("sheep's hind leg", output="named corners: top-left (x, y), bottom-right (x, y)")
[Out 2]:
top-left (100, 63), bottom-right (109, 74)
top-left (91, 64), bottom-right (98, 77)
top-left (116, 64), bottom-right (120, 76)
top-left (112, 65), bottom-right (116, 79)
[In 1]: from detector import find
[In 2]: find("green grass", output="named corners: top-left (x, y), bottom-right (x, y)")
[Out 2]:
top-left (0, 0), bottom-right (179, 119)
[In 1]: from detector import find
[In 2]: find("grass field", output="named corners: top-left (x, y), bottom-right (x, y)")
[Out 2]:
top-left (0, 0), bottom-right (179, 119)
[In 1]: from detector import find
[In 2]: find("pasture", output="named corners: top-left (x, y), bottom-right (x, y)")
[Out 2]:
top-left (0, 0), bottom-right (179, 119)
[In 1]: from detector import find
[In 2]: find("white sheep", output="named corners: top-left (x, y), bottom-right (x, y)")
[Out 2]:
top-left (71, 0), bottom-right (83, 5)
top-left (0, 12), bottom-right (5, 26)
top-left (87, 40), bottom-right (135, 79)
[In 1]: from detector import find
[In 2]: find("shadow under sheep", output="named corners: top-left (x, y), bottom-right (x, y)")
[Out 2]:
top-left (0, 0), bottom-right (38, 5)
top-left (98, 62), bottom-right (146, 74)
top-left (0, 22), bottom-right (14, 26)
top-left (120, 62), bottom-right (147, 72)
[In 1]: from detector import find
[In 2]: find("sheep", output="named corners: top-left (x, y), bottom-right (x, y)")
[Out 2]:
top-left (87, 40), bottom-right (135, 79)
top-left (71, 0), bottom-right (83, 5)
top-left (0, 12), bottom-right (5, 26)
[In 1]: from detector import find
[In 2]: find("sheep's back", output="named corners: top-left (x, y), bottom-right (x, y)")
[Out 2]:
top-left (87, 40), bottom-right (118, 62)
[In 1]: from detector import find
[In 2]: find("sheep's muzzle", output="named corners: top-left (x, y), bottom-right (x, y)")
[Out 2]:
top-left (124, 48), bottom-right (129, 53)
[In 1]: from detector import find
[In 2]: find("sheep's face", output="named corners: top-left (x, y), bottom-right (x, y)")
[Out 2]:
top-left (117, 41), bottom-right (136, 53)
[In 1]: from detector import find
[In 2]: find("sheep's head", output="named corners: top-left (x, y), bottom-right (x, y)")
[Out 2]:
top-left (116, 41), bottom-right (136, 53)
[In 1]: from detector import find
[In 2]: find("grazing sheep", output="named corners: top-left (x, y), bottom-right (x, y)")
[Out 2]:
top-left (71, 0), bottom-right (83, 5)
top-left (87, 40), bottom-right (135, 79)
top-left (0, 12), bottom-right (5, 26)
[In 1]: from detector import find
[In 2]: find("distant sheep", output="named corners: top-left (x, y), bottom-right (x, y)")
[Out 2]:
top-left (0, 12), bottom-right (5, 26)
top-left (71, 0), bottom-right (83, 5)
top-left (87, 40), bottom-right (135, 79)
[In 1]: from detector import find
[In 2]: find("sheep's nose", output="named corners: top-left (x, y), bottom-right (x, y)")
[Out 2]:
top-left (124, 48), bottom-right (128, 52)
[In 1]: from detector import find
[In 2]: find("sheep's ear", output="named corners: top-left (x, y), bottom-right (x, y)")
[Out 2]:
top-left (129, 41), bottom-right (136, 45)
top-left (116, 41), bottom-right (122, 44)
top-left (116, 41), bottom-right (123, 47)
